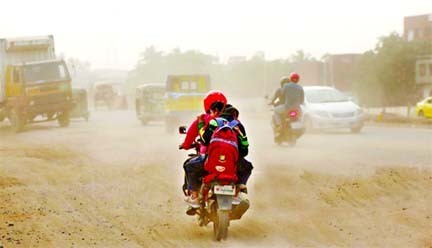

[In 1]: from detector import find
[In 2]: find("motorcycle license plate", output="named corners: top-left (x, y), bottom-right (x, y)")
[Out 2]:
top-left (291, 121), bottom-right (303, 129)
top-left (214, 185), bottom-right (236, 196)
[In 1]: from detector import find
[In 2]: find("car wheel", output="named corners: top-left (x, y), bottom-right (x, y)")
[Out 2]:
top-left (304, 116), bottom-right (313, 132)
top-left (418, 110), bottom-right (424, 118)
top-left (350, 125), bottom-right (362, 133)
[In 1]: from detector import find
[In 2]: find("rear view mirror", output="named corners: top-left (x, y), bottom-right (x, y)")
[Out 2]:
top-left (179, 126), bottom-right (187, 134)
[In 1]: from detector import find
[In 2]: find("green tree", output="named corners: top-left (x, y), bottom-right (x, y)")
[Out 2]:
top-left (126, 47), bottom-right (217, 95)
top-left (352, 32), bottom-right (431, 107)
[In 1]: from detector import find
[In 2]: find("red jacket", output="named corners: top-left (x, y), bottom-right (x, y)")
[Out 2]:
top-left (180, 113), bottom-right (212, 149)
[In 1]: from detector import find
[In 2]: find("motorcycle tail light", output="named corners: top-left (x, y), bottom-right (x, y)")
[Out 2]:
top-left (289, 110), bottom-right (298, 118)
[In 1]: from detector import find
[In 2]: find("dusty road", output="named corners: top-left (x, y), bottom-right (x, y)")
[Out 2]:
top-left (0, 110), bottom-right (431, 247)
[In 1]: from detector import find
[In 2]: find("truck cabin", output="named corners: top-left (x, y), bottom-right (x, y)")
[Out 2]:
top-left (9, 59), bottom-right (70, 85)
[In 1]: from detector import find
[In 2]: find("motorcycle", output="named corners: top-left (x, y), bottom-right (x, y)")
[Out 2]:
top-left (179, 126), bottom-right (249, 241)
top-left (270, 105), bottom-right (305, 146)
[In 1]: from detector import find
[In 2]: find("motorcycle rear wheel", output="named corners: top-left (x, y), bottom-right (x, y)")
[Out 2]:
top-left (213, 209), bottom-right (229, 241)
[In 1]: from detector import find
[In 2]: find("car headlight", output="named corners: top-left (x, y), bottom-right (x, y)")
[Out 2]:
top-left (313, 110), bottom-right (329, 117)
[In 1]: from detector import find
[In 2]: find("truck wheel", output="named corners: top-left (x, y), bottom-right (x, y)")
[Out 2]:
top-left (9, 109), bottom-right (26, 133)
top-left (58, 111), bottom-right (70, 127)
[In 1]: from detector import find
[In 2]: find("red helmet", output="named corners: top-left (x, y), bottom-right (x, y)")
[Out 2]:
top-left (204, 90), bottom-right (227, 113)
top-left (290, 72), bottom-right (300, 83)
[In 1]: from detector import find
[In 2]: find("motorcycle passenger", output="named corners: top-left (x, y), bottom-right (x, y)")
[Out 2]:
top-left (273, 72), bottom-right (304, 130)
top-left (179, 90), bottom-right (227, 150)
top-left (269, 76), bottom-right (290, 106)
top-left (201, 104), bottom-right (253, 196)
top-left (180, 91), bottom-right (227, 208)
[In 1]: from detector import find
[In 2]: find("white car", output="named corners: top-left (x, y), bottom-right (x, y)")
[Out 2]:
top-left (302, 86), bottom-right (364, 133)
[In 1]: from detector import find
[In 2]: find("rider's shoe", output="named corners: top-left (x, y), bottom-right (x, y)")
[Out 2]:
top-left (237, 184), bottom-right (248, 194)
top-left (185, 206), bottom-right (197, 216)
top-left (233, 185), bottom-right (248, 205)
top-left (184, 195), bottom-right (200, 208)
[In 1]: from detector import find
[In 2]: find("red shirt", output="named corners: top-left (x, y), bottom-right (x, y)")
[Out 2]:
top-left (181, 113), bottom-right (212, 149)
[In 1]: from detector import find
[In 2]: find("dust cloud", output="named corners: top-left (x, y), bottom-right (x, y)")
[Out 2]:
top-left (0, 108), bottom-right (431, 247)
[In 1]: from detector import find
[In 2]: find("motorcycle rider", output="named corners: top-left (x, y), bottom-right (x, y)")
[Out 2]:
top-left (179, 90), bottom-right (227, 151)
top-left (180, 91), bottom-right (228, 208)
top-left (201, 103), bottom-right (253, 198)
top-left (180, 93), bottom-right (253, 208)
top-left (273, 72), bottom-right (304, 130)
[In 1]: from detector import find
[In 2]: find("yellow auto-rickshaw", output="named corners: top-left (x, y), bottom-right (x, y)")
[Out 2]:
top-left (165, 74), bottom-right (211, 132)
top-left (135, 83), bottom-right (166, 125)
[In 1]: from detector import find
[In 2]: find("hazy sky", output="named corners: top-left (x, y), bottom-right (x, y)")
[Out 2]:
top-left (0, 0), bottom-right (430, 69)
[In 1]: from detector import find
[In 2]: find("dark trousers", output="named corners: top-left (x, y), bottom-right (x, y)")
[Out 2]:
top-left (237, 157), bottom-right (253, 185)
top-left (183, 155), bottom-right (207, 191)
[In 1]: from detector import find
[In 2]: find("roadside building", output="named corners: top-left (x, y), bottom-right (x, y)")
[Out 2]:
top-left (416, 55), bottom-right (432, 98)
top-left (404, 14), bottom-right (432, 42)
top-left (404, 14), bottom-right (432, 98)
top-left (323, 54), bottom-right (361, 92)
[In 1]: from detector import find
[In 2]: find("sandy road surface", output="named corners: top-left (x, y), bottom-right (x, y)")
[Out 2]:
top-left (0, 110), bottom-right (431, 247)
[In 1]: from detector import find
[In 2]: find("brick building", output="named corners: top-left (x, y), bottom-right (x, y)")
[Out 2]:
top-left (404, 14), bottom-right (432, 41)
top-left (405, 14), bottom-right (432, 98)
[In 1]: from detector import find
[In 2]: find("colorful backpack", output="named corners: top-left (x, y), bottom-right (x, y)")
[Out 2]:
top-left (204, 118), bottom-right (239, 183)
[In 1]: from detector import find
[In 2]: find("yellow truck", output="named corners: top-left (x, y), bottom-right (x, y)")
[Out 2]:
top-left (0, 35), bottom-right (73, 132)
top-left (165, 74), bottom-right (211, 132)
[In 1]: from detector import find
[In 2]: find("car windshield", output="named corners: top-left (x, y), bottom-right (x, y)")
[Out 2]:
top-left (23, 61), bottom-right (69, 83)
top-left (306, 88), bottom-right (349, 103)
top-left (145, 89), bottom-right (165, 99)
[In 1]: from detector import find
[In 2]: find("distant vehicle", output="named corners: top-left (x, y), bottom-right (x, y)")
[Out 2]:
top-left (270, 105), bottom-right (304, 146)
top-left (71, 88), bottom-right (90, 121)
top-left (0, 35), bottom-right (73, 132)
top-left (165, 74), bottom-right (211, 132)
top-left (416, 96), bottom-right (432, 118)
top-left (135, 84), bottom-right (166, 125)
top-left (302, 86), bottom-right (364, 133)
top-left (93, 82), bottom-right (128, 110)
